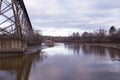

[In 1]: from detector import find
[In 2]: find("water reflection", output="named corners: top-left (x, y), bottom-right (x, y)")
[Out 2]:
top-left (65, 43), bottom-right (120, 61)
top-left (81, 44), bottom-right (107, 57)
top-left (28, 43), bottom-right (120, 80)
top-left (0, 51), bottom-right (44, 80)
top-left (64, 43), bottom-right (81, 55)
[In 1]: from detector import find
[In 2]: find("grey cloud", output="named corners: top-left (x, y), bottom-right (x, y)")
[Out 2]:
top-left (92, 0), bottom-right (120, 10)
top-left (24, 0), bottom-right (120, 36)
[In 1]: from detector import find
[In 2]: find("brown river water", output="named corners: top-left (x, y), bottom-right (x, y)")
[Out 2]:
top-left (0, 43), bottom-right (120, 80)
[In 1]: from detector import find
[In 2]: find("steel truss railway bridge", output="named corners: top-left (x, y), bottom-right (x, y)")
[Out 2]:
top-left (0, 0), bottom-right (39, 52)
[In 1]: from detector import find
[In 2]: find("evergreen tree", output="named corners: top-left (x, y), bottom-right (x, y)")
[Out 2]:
top-left (109, 26), bottom-right (116, 34)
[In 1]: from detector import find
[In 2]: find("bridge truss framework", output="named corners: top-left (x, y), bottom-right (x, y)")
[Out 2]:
top-left (0, 0), bottom-right (34, 52)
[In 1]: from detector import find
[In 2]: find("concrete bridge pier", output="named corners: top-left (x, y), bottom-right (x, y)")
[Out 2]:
top-left (0, 39), bottom-right (27, 52)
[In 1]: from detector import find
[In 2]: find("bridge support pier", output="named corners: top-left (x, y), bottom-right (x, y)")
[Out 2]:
top-left (0, 39), bottom-right (27, 52)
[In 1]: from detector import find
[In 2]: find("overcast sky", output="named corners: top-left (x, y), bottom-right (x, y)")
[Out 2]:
top-left (24, 0), bottom-right (120, 36)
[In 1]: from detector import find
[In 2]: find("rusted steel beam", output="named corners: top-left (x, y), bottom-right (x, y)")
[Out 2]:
top-left (0, 0), bottom-right (2, 10)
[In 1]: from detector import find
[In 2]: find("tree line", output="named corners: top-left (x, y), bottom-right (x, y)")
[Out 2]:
top-left (65, 26), bottom-right (120, 43)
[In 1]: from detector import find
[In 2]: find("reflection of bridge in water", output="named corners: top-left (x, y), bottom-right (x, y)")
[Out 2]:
top-left (0, 51), bottom-right (43, 80)
top-left (0, 0), bottom-right (41, 52)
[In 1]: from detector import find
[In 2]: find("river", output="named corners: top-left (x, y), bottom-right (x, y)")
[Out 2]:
top-left (0, 43), bottom-right (120, 80)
